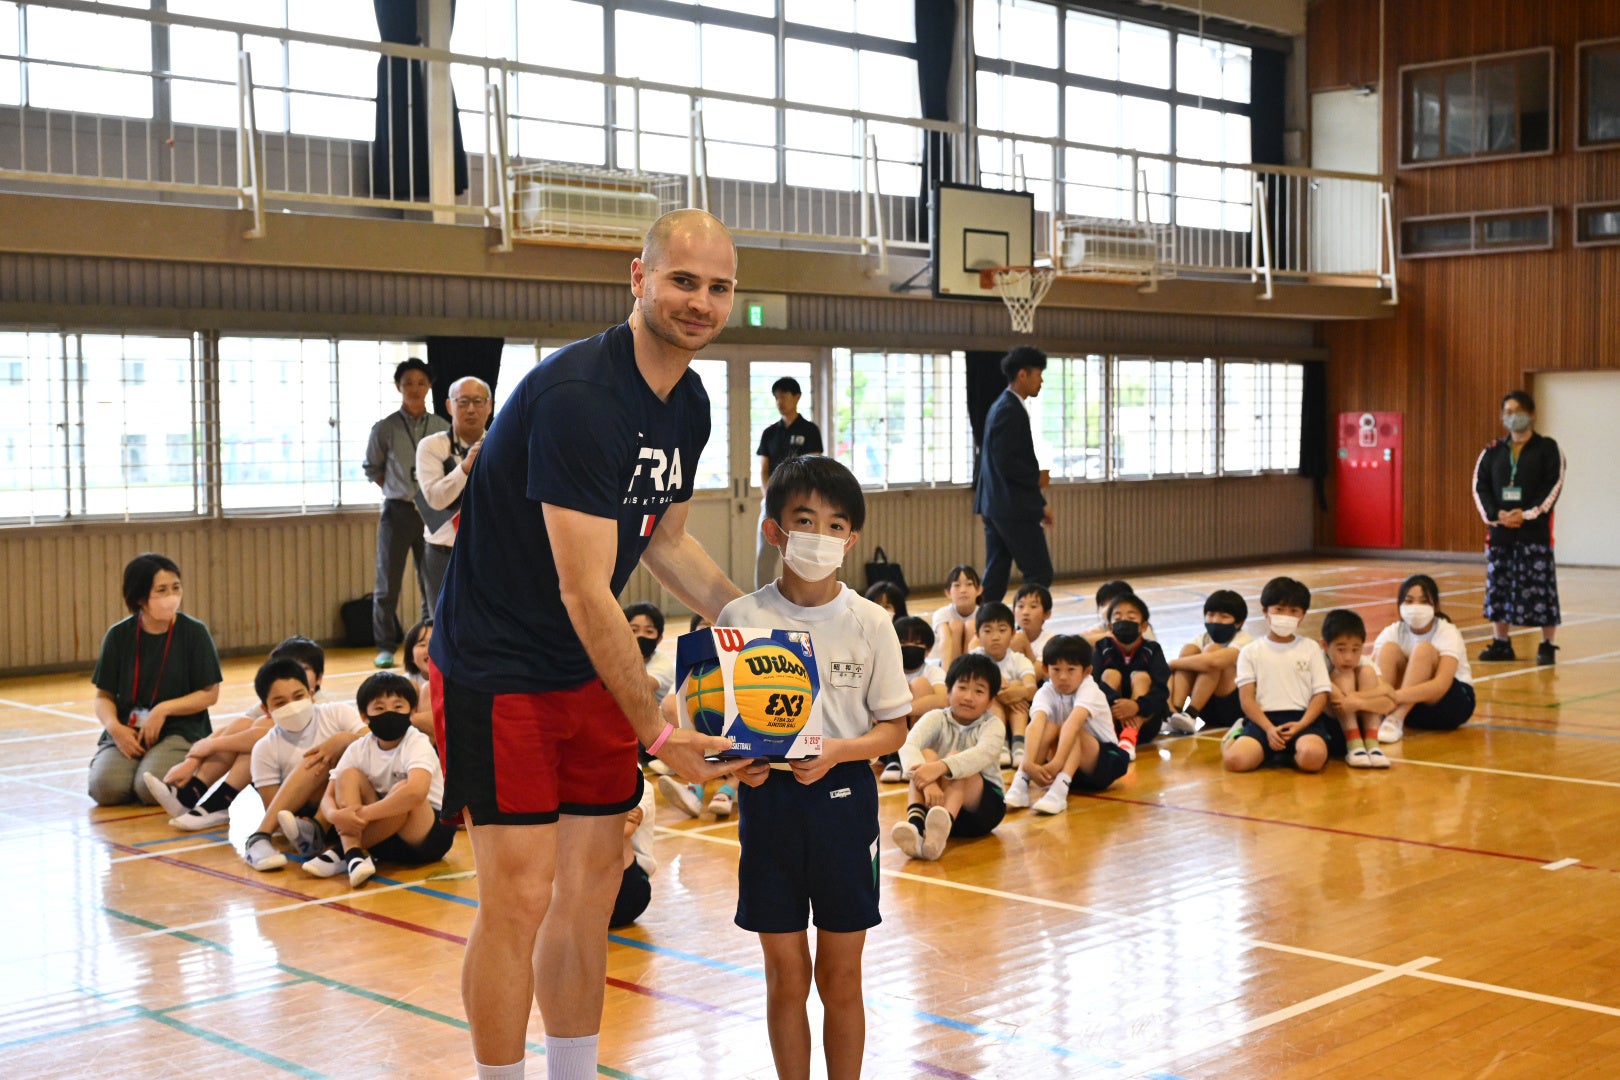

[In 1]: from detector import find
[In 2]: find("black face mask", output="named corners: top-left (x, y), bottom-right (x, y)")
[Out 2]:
top-left (1111, 620), bottom-right (1141, 645)
top-left (901, 644), bottom-right (928, 671)
top-left (637, 636), bottom-right (659, 661)
top-left (1204, 621), bottom-right (1239, 645)
top-left (368, 710), bottom-right (412, 742)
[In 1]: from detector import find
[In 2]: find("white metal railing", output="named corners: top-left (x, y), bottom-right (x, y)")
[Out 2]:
top-left (0, 0), bottom-right (1392, 291)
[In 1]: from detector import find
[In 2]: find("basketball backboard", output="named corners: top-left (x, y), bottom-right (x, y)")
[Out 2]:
top-left (930, 183), bottom-right (1035, 299)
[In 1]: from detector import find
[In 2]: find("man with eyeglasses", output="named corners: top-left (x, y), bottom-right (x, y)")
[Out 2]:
top-left (415, 376), bottom-right (493, 603)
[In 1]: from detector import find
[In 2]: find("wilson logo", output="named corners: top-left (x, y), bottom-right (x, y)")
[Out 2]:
top-left (744, 654), bottom-right (808, 679)
top-left (714, 628), bottom-right (746, 653)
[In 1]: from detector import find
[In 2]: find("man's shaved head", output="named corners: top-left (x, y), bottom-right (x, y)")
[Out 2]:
top-left (641, 208), bottom-right (736, 269)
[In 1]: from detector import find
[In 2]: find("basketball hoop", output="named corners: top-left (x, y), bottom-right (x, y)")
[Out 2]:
top-left (980, 265), bottom-right (1056, 335)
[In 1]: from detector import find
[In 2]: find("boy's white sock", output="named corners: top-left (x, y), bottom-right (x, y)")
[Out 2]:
top-left (1052, 771), bottom-right (1072, 791)
top-left (544, 1034), bottom-right (599, 1080)
top-left (475, 1058), bottom-right (525, 1080)
top-left (1007, 772), bottom-right (1029, 792)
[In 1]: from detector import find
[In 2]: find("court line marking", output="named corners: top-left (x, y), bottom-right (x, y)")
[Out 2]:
top-left (1118, 957), bottom-right (1441, 1080)
top-left (0, 756), bottom-right (84, 772)
top-left (1391, 756), bottom-right (1620, 791)
top-left (110, 837), bottom-right (231, 863)
top-left (660, 828), bottom-right (1620, 1018)
top-left (0, 697), bottom-right (99, 724)
top-left (0, 730), bottom-right (98, 745)
top-left (1542, 858), bottom-right (1580, 871)
top-left (1473, 648), bottom-right (1620, 683)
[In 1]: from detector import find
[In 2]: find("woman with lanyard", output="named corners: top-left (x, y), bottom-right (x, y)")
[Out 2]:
top-left (88, 553), bottom-right (223, 806)
top-left (1472, 390), bottom-right (1567, 665)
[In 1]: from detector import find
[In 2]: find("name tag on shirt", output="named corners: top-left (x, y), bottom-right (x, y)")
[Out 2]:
top-left (1502, 486), bottom-right (1522, 502)
top-left (829, 661), bottom-right (865, 689)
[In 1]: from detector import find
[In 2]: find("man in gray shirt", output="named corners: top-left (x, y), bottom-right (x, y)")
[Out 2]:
top-left (363, 358), bottom-right (448, 668)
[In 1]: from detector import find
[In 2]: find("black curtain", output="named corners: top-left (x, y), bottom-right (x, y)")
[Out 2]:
top-left (1249, 47), bottom-right (1290, 270)
top-left (915, 0), bottom-right (956, 241)
top-left (427, 337), bottom-right (505, 423)
top-left (372, 0), bottom-right (469, 201)
top-left (1299, 360), bottom-right (1329, 510)
top-left (965, 350), bottom-right (1006, 488)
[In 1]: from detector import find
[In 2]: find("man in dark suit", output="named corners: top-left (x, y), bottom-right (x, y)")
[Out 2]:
top-left (974, 346), bottom-right (1054, 604)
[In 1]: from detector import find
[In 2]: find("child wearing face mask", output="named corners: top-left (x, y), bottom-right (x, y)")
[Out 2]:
top-left (241, 657), bottom-right (368, 872)
top-left (723, 455), bottom-right (912, 1080)
top-left (1082, 580), bottom-right (1157, 645)
top-left (1091, 593), bottom-right (1171, 761)
top-left (1224, 577), bottom-right (1337, 774)
top-left (1371, 574), bottom-right (1476, 744)
top-left (626, 601), bottom-right (676, 702)
top-left (880, 616), bottom-right (949, 783)
top-left (303, 672), bottom-right (455, 887)
top-left (1166, 589), bottom-right (1253, 735)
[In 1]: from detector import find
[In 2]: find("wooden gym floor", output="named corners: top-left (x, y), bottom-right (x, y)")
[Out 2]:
top-left (4, 557), bottom-right (1620, 1079)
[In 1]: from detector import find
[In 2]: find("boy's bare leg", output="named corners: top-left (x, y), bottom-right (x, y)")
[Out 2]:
top-left (333, 769), bottom-right (374, 852)
top-left (1008, 700), bottom-right (1029, 740)
top-left (1293, 734), bottom-right (1329, 773)
top-left (760, 931), bottom-right (815, 1080)
top-left (256, 764), bottom-right (329, 834)
top-left (1099, 669), bottom-right (1123, 692)
top-left (1169, 643), bottom-right (1200, 706)
top-left (1222, 735), bottom-right (1264, 772)
top-left (1354, 665), bottom-right (1385, 750)
top-left (1058, 724), bottom-right (1101, 777)
top-left (464, 820), bottom-right (557, 1066)
top-left (813, 929), bottom-right (868, 1080)
top-left (943, 773), bottom-right (981, 818)
top-left (1328, 667), bottom-right (1361, 740)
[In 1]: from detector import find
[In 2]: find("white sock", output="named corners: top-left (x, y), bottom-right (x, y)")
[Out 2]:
top-left (1008, 772), bottom-right (1028, 790)
top-left (475, 1058), bottom-right (525, 1080)
top-left (1052, 771), bottom-right (1072, 791)
top-left (544, 1034), bottom-right (599, 1080)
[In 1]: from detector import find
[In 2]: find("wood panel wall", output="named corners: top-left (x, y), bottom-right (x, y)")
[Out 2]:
top-left (1307, 0), bottom-right (1382, 91)
top-left (1310, 0), bottom-right (1620, 552)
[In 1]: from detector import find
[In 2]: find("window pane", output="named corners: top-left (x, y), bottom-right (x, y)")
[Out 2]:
top-left (858, 0), bottom-right (914, 42)
top-left (982, 73), bottom-right (1057, 137)
top-left (688, 358), bottom-right (729, 490)
top-left (79, 334), bottom-right (198, 517)
top-left (786, 0), bottom-right (852, 32)
top-left (0, 331), bottom-right (67, 521)
top-left (1066, 12), bottom-right (1117, 81)
top-left (1065, 88), bottom-right (1119, 147)
top-left (452, 0), bottom-right (518, 60)
top-left (616, 11), bottom-right (697, 89)
top-left (860, 50), bottom-right (919, 117)
top-left (1030, 355), bottom-right (1104, 480)
top-left (0, 2), bottom-right (17, 107)
top-left (701, 24), bottom-right (775, 98)
top-left (702, 0), bottom-right (775, 16)
top-left (1118, 21), bottom-right (1170, 90)
top-left (1222, 361), bottom-right (1301, 472)
top-left (833, 350), bottom-right (967, 486)
top-left (1408, 72), bottom-right (1441, 161)
top-left (1121, 96), bottom-right (1170, 154)
top-left (1177, 35), bottom-right (1250, 104)
top-left (519, 0), bottom-right (606, 75)
top-left (335, 340), bottom-right (427, 507)
top-left (787, 39), bottom-right (856, 109)
top-left (24, 5), bottom-right (153, 117)
top-left (219, 337), bottom-right (338, 511)
top-left (974, 0), bottom-right (1057, 69)
top-left (701, 97), bottom-right (778, 182)
top-left (496, 342), bottom-right (539, 404)
top-left (1585, 45), bottom-right (1620, 145)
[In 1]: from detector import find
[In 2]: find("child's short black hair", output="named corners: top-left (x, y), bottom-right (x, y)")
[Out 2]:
top-left (771, 375), bottom-right (802, 396)
top-left (1107, 592), bottom-right (1150, 623)
top-left (864, 581), bottom-right (909, 619)
top-left (1013, 583), bottom-right (1053, 613)
top-left (1042, 633), bottom-right (1092, 669)
top-left (1000, 345), bottom-right (1047, 382)
top-left (688, 613), bottom-right (708, 633)
top-left (1260, 576), bottom-right (1312, 611)
top-left (357, 671), bottom-right (418, 713)
top-left (945, 564), bottom-right (981, 590)
top-left (1095, 579), bottom-right (1133, 610)
top-left (893, 615), bottom-right (935, 650)
top-left (1501, 389), bottom-right (1535, 412)
top-left (975, 601), bottom-right (1014, 632)
top-left (393, 357), bottom-right (432, 387)
top-left (1203, 589), bottom-right (1249, 624)
top-left (254, 657), bottom-right (310, 705)
top-left (268, 635), bottom-right (326, 680)
top-left (945, 652), bottom-right (1002, 698)
top-left (122, 552), bottom-right (182, 613)
top-left (1320, 609), bottom-right (1366, 645)
top-left (624, 601), bottom-right (665, 637)
top-left (401, 620), bottom-right (432, 678)
top-left (764, 454), bottom-right (866, 531)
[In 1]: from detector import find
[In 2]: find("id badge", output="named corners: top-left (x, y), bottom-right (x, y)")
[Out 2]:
top-left (1501, 486), bottom-right (1523, 502)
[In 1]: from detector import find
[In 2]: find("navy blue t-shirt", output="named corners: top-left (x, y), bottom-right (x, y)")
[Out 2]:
top-left (429, 323), bottom-right (710, 693)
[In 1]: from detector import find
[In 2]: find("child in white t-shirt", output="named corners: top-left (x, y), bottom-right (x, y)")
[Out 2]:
top-left (1321, 609), bottom-right (1396, 768)
top-left (892, 653), bottom-right (1006, 861)
top-left (1372, 573), bottom-right (1478, 744)
top-left (932, 564), bottom-right (982, 666)
top-left (879, 616), bottom-right (949, 783)
top-left (304, 672), bottom-right (455, 887)
top-left (1166, 589), bottom-right (1253, 734)
top-left (1082, 579), bottom-right (1157, 645)
top-left (1224, 577), bottom-right (1335, 773)
top-left (1011, 583), bottom-right (1055, 682)
top-left (1005, 635), bottom-right (1129, 813)
top-left (972, 601), bottom-right (1037, 768)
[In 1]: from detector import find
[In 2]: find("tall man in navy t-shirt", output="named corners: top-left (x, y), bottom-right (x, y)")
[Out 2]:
top-left (429, 209), bottom-right (742, 1080)
top-left (974, 346), bottom-right (1055, 604)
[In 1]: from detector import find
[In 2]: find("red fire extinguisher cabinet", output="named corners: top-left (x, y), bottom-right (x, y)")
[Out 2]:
top-left (1334, 412), bottom-right (1402, 549)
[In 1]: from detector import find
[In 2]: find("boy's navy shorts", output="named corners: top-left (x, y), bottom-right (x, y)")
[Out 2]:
top-left (1070, 743), bottom-right (1131, 792)
top-left (1233, 709), bottom-right (1345, 767)
top-left (950, 782), bottom-right (1005, 838)
top-left (1200, 690), bottom-right (1243, 728)
top-left (371, 816), bottom-right (457, 866)
top-left (1408, 680), bottom-right (1476, 731)
top-left (736, 760), bottom-right (880, 935)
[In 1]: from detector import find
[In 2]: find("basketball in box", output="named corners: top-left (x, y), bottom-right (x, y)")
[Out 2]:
top-left (675, 626), bottom-right (822, 760)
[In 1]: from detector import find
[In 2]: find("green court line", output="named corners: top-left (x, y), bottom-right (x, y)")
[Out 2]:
top-left (153, 977), bottom-right (313, 1016)
top-left (0, 1016), bottom-right (134, 1052)
top-left (77, 982), bottom-right (325, 1079)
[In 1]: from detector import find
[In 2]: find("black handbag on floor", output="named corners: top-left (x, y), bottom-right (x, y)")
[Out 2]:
top-left (340, 596), bottom-right (375, 648)
top-left (864, 547), bottom-right (909, 597)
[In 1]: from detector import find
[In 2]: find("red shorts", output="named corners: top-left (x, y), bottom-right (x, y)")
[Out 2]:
top-left (431, 667), bottom-right (643, 826)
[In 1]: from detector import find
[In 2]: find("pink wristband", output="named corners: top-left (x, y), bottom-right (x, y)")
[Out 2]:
top-left (646, 722), bottom-right (675, 756)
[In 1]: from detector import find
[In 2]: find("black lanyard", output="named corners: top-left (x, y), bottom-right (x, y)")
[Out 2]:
top-left (132, 618), bottom-right (177, 713)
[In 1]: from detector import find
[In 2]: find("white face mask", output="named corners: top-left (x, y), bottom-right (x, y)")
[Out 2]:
top-left (1268, 614), bottom-right (1300, 638)
top-left (1400, 603), bottom-right (1435, 630)
top-left (271, 698), bottom-right (315, 734)
top-left (781, 530), bottom-right (847, 582)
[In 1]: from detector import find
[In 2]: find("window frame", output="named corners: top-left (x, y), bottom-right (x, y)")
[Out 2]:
top-left (1573, 200), bottom-right (1620, 247)
top-left (1399, 206), bottom-right (1556, 259)
top-left (1397, 46), bottom-right (1556, 169)
top-left (1576, 36), bottom-right (1620, 152)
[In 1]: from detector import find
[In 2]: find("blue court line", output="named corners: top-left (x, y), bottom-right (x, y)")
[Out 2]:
top-left (132, 828), bottom-right (230, 847)
top-left (1476, 722), bottom-right (1620, 743)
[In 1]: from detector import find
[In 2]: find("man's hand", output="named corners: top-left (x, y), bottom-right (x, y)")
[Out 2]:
top-left (653, 727), bottom-right (737, 785)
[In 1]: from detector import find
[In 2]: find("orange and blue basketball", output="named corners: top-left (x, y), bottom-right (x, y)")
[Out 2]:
top-left (730, 640), bottom-right (815, 737)
top-left (682, 660), bottom-right (726, 736)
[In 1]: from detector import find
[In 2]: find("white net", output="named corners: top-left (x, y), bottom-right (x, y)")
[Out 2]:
top-left (990, 267), bottom-right (1057, 334)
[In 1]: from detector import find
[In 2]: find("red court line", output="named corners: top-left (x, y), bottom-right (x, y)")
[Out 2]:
top-left (1079, 792), bottom-right (1610, 873)
top-left (603, 976), bottom-right (756, 1021)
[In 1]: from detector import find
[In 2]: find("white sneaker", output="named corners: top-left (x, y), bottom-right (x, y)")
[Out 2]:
top-left (243, 833), bottom-right (286, 872)
top-left (890, 819), bottom-right (923, 859)
top-left (1004, 776), bottom-right (1031, 809)
top-left (1011, 745), bottom-right (1025, 770)
top-left (171, 806), bottom-right (230, 831)
top-left (142, 773), bottom-right (190, 820)
top-left (920, 807), bottom-right (952, 860)
top-left (707, 791), bottom-right (733, 817)
top-left (277, 810), bottom-right (324, 857)
top-left (1032, 786), bottom-right (1069, 815)
top-left (1346, 747), bottom-right (1373, 769)
top-left (647, 758), bottom-right (673, 776)
top-left (302, 848), bottom-right (345, 878)
top-left (1367, 746), bottom-right (1391, 769)
top-left (998, 747), bottom-right (1012, 767)
top-left (1377, 716), bottom-right (1405, 744)
top-left (1167, 711), bottom-right (1202, 735)
top-left (347, 853), bottom-right (376, 888)
top-left (657, 775), bottom-right (702, 818)
top-left (879, 761), bottom-right (905, 783)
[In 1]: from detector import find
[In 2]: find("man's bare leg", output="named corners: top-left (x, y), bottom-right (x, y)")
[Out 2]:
top-left (464, 820), bottom-right (558, 1069)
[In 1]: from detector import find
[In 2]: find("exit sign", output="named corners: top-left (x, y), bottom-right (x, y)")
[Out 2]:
top-left (747, 301), bottom-right (765, 327)
top-left (727, 293), bottom-right (787, 329)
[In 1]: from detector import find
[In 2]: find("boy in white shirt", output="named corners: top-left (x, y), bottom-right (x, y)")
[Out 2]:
top-left (892, 653), bottom-right (1007, 861)
top-left (1166, 589), bottom-right (1253, 734)
top-left (1005, 635), bottom-right (1129, 813)
top-left (1012, 583), bottom-right (1054, 682)
top-left (1224, 577), bottom-right (1337, 773)
top-left (931, 564), bottom-right (982, 666)
top-left (241, 657), bottom-right (368, 871)
top-left (1321, 609), bottom-right (1396, 768)
top-left (880, 616), bottom-right (949, 783)
top-left (727, 455), bottom-right (911, 1080)
top-left (972, 601), bottom-right (1037, 768)
top-left (626, 601), bottom-right (677, 703)
top-left (304, 672), bottom-right (455, 887)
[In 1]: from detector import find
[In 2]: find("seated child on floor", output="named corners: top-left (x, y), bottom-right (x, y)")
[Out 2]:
top-left (972, 601), bottom-right (1037, 767)
top-left (1092, 592), bottom-right (1170, 761)
top-left (1083, 580), bottom-right (1157, 645)
top-left (610, 777), bottom-right (659, 928)
top-left (1223, 577), bottom-right (1337, 774)
top-left (932, 564), bottom-right (983, 666)
top-left (1012, 583), bottom-right (1055, 682)
top-left (1322, 609), bottom-right (1396, 769)
top-left (864, 581), bottom-right (908, 620)
top-left (1005, 634), bottom-right (1130, 813)
top-left (401, 619), bottom-right (435, 735)
top-left (880, 616), bottom-right (949, 783)
top-left (1166, 589), bottom-right (1252, 734)
top-left (892, 653), bottom-right (1007, 861)
top-left (303, 672), bottom-right (456, 887)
